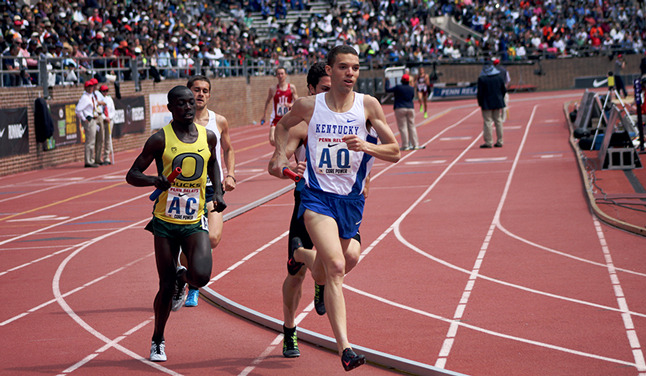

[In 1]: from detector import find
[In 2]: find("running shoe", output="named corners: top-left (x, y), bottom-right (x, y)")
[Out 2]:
top-left (341, 348), bottom-right (365, 371)
top-left (171, 266), bottom-right (187, 311)
top-left (314, 283), bottom-right (326, 315)
top-left (282, 326), bottom-right (300, 358)
top-left (424, 112), bottom-right (428, 118)
top-left (150, 340), bottom-right (167, 362)
top-left (185, 288), bottom-right (199, 307)
top-left (287, 237), bottom-right (304, 275)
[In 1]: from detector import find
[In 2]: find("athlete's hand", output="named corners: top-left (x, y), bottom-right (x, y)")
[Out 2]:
top-left (342, 135), bottom-right (367, 152)
top-left (153, 175), bottom-right (172, 191)
top-left (296, 161), bottom-right (306, 176)
top-left (211, 194), bottom-right (227, 213)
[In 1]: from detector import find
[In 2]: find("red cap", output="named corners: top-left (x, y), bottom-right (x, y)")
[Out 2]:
top-left (99, 84), bottom-right (109, 91)
top-left (401, 74), bottom-right (410, 82)
top-left (493, 58), bottom-right (500, 65)
top-left (84, 80), bottom-right (95, 87)
top-left (90, 78), bottom-right (98, 85)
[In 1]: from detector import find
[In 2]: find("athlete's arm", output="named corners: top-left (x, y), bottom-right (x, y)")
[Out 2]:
top-left (261, 86), bottom-right (275, 123)
top-left (207, 129), bottom-right (227, 213)
top-left (284, 122), bottom-right (307, 160)
top-left (268, 97), bottom-right (314, 178)
top-left (217, 114), bottom-right (236, 191)
top-left (126, 131), bottom-right (169, 189)
top-left (290, 84), bottom-right (299, 105)
top-left (342, 95), bottom-right (400, 163)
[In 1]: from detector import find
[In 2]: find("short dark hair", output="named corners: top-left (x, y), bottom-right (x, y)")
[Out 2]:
top-left (187, 75), bottom-right (211, 91)
top-left (327, 45), bottom-right (358, 67)
top-left (307, 62), bottom-right (328, 88)
top-left (168, 85), bottom-right (192, 104)
top-left (275, 66), bottom-right (286, 75)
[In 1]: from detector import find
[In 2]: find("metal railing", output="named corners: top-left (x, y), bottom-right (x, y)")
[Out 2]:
top-left (1, 55), bottom-right (310, 94)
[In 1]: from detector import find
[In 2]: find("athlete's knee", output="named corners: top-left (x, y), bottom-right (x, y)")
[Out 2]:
top-left (325, 258), bottom-right (346, 279)
top-left (285, 270), bottom-right (306, 286)
top-left (344, 249), bottom-right (360, 274)
top-left (209, 232), bottom-right (222, 249)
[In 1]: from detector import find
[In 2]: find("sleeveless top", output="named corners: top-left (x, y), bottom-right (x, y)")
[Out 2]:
top-left (416, 75), bottom-right (428, 92)
top-left (203, 110), bottom-right (222, 187)
top-left (271, 84), bottom-right (294, 125)
top-left (304, 92), bottom-right (377, 196)
top-left (152, 123), bottom-right (210, 224)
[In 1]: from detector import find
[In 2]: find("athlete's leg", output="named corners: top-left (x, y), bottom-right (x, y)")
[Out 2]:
top-left (269, 125), bottom-right (276, 146)
top-left (180, 230), bottom-right (212, 289)
top-left (206, 201), bottom-right (224, 249)
top-left (304, 210), bottom-right (350, 354)
top-left (152, 235), bottom-right (181, 343)
top-left (282, 267), bottom-right (306, 328)
top-left (343, 238), bottom-right (361, 274)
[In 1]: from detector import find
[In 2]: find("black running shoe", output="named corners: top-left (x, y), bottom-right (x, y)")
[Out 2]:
top-left (314, 284), bottom-right (326, 315)
top-left (282, 325), bottom-right (300, 358)
top-left (341, 348), bottom-right (365, 371)
top-left (287, 237), bottom-right (304, 275)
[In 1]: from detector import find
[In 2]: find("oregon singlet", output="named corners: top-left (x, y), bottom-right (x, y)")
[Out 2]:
top-left (304, 92), bottom-right (377, 196)
top-left (152, 123), bottom-right (210, 224)
top-left (204, 110), bottom-right (222, 188)
top-left (270, 84), bottom-right (294, 125)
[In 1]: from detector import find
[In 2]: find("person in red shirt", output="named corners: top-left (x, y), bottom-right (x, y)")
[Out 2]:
top-left (261, 67), bottom-right (298, 146)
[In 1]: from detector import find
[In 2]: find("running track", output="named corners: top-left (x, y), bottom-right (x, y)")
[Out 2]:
top-left (1, 90), bottom-right (645, 376)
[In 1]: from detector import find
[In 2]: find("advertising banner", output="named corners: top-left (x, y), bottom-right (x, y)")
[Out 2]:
top-left (0, 107), bottom-right (29, 158)
top-left (150, 93), bottom-right (172, 131)
top-left (50, 103), bottom-right (81, 146)
top-left (112, 96), bottom-right (146, 137)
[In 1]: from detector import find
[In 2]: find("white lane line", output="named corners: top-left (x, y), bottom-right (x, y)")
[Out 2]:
top-left (435, 105), bottom-right (536, 368)
top-left (592, 217), bottom-right (646, 374)
top-left (344, 285), bottom-right (639, 369)
top-left (52, 219), bottom-right (183, 376)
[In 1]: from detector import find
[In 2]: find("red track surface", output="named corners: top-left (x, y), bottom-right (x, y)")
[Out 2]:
top-left (1, 90), bottom-right (645, 376)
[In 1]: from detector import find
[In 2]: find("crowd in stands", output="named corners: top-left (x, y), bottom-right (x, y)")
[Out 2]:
top-left (1, 0), bottom-right (645, 87)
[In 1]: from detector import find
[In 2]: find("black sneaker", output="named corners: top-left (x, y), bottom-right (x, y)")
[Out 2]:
top-left (314, 284), bottom-right (326, 315)
top-left (282, 325), bottom-right (300, 358)
top-left (341, 348), bottom-right (365, 371)
top-left (287, 237), bottom-right (304, 275)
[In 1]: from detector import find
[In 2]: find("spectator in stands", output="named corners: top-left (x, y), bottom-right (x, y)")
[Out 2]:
top-left (3, 43), bottom-right (21, 87)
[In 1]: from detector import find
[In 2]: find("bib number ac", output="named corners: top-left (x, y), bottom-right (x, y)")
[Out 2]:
top-left (316, 137), bottom-right (352, 175)
top-left (165, 187), bottom-right (200, 221)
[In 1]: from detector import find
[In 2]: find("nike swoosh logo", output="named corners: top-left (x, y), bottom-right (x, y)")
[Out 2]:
top-left (346, 119), bottom-right (356, 123)
top-left (328, 143), bottom-right (339, 147)
top-left (0, 129), bottom-right (4, 138)
top-left (355, 220), bottom-right (362, 225)
top-left (593, 78), bottom-right (608, 87)
top-left (197, 148), bottom-right (205, 152)
top-left (178, 193), bottom-right (186, 197)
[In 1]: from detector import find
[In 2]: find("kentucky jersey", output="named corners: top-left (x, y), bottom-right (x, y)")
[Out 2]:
top-left (152, 123), bottom-right (210, 224)
top-left (204, 110), bottom-right (222, 188)
top-left (304, 92), bottom-right (378, 196)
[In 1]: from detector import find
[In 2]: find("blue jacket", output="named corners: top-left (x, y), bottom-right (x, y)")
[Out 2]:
top-left (386, 83), bottom-right (415, 109)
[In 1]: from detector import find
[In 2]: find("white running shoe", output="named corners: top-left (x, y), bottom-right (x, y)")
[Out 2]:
top-left (171, 266), bottom-right (187, 311)
top-left (150, 340), bottom-right (167, 362)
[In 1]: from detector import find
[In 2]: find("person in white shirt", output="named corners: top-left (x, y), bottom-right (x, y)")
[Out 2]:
top-left (98, 84), bottom-right (115, 165)
top-left (75, 78), bottom-right (101, 167)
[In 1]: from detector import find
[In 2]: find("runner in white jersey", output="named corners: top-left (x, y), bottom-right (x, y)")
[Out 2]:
top-left (183, 75), bottom-right (236, 307)
top-left (269, 45), bottom-right (400, 372)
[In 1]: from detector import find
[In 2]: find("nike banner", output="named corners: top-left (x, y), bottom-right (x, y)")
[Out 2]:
top-left (0, 107), bottom-right (29, 158)
top-left (575, 74), bottom-right (641, 89)
top-left (112, 96), bottom-right (146, 137)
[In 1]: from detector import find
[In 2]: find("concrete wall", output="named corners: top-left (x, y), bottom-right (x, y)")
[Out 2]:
top-left (0, 54), bottom-right (641, 176)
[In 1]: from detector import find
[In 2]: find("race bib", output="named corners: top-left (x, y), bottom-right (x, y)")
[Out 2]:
top-left (316, 136), bottom-right (352, 175)
top-left (165, 187), bottom-right (200, 221)
top-left (276, 103), bottom-right (289, 117)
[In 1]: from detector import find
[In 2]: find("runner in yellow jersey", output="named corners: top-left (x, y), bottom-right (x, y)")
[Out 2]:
top-left (126, 85), bottom-right (226, 362)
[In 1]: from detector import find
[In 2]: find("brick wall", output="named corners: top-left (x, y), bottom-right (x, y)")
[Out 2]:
top-left (0, 54), bottom-right (641, 176)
